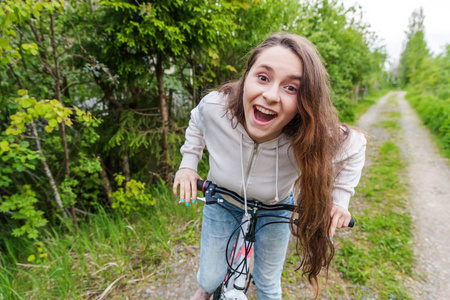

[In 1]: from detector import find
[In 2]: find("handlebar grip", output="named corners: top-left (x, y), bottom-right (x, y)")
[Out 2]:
top-left (173, 176), bottom-right (211, 194)
top-left (348, 218), bottom-right (355, 228)
top-left (197, 179), bottom-right (205, 192)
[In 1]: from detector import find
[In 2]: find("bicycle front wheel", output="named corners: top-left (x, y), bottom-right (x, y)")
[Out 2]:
top-left (212, 284), bottom-right (224, 300)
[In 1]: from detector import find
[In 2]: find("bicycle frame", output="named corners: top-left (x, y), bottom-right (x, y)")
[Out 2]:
top-left (196, 180), bottom-right (296, 300)
top-left (195, 179), bottom-right (355, 300)
top-left (196, 197), bottom-right (263, 300)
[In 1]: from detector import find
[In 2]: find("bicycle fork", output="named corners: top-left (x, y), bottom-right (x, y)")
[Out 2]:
top-left (223, 209), bottom-right (259, 299)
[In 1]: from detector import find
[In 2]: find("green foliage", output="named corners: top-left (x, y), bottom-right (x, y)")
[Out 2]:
top-left (398, 8), bottom-right (428, 86)
top-left (406, 92), bottom-right (450, 157)
top-left (26, 241), bottom-right (49, 263)
top-left (0, 139), bottom-right (42, 187)
top-left (403, 43), bottom-right (450, 157)
top-left (397, 9), bottom-right (449, 157)
top-left (0, 186), bottom-right (48, 239)
top-left (0, 183), bottom-right (202, 298)
top-left (6, 90), bottom-right (78, 135)
top-left (0, 1), bottom-right (63, 66)
top-left (291, 0), bottom-right (386, 121)
top-left (0, 88), bottom-right (102, 239)
top-left (112, 173), bottom-right (155, 213)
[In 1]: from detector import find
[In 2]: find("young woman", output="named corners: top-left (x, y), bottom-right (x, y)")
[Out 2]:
top-left (173, 33), bottom-right (366, 299)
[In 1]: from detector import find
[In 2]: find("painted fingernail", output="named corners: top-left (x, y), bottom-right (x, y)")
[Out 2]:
top-left (186, 202), bottom-right (190, 207)
top-left (193, 199), bottom-right (196, 204)
top-left (181, 199), bottom-right (184, 203)
top-left (175, 195), bottom-right (178, 198)
top-left (329, 236), bottom-right (334, 244)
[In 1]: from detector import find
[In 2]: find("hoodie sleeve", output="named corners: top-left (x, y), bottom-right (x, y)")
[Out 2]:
top-left (331, 128), bottom-right (367, 209)
top-left (179, 96), bottom-right (207, 172)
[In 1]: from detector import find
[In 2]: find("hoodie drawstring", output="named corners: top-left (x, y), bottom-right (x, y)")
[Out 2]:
top-left (275, 138), bottom-right (280, 202)
top-left (239, 134), bottom-right (249, 217)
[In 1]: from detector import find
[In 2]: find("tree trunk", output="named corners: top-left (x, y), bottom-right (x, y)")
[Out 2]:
top-left (354, 84), bottom-right (360, 103)
top-left (31, 121), bottom-right (67, 217)
top-left (192, 60), bottom-right (196, 108)
top-left (168, 89), bottom-right (173, 118)
top-left (122, 152), bottom-right (130, 188)
top-left (50, 13), bottom-right (78, 231)
top-left (156, 53), bottom-right (171, 181)
top-left (99, 157), bottom-right (113, 207)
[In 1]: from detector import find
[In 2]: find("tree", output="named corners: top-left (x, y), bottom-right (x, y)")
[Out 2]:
top-left (74, 0), bottom-right (240, 181)
top-left (0, 0), bottom-right (102, 237)
top-left (398, 8), bottom-right (429, 86)
top-left (291, 0), bottom-right (385, 120)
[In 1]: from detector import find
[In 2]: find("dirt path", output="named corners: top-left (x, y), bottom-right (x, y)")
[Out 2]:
top-left (357, 91), bottom-right (450, 299)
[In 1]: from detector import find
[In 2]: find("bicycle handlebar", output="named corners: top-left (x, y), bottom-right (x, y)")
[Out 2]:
top-left (196, 179), bottom-right (355, 228)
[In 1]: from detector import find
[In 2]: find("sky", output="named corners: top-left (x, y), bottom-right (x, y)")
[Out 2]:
top-left (341, 0), bottom-right (450, 68)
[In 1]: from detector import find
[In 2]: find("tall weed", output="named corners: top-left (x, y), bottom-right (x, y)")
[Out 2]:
top-left (0, 182), bottom-right (202, 298)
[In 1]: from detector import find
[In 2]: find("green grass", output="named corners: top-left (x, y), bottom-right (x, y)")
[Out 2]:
top-left (334, 96), bottom-right (414, 299)
top-left (336, 141), bottom-right (413, 298)
top-left (350, 88), bottom-right (392, 124)
top-left (0, 183), bottom-right (202, 299)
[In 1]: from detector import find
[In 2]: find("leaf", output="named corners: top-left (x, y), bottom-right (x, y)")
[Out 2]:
top-left (18, 90), bottom-right (28, 96)
top-left (49, 119), bottom-right (58, 127)
top-left (226, 65), bottom-right (237, 72)
top-left (1, 57), bottom-right (11, 66)
top-left (27, 254), bottom-right (36, 262)
top-left (32, 9), bottom-right (40, 19)
top-left (45, 125), bottom-right (53, 133)
top-left (19, 141), bottom-right (29, 148)
top-left (0, 141), bottom-right (9, 152)
top-left (0, 38), bottom-right (11, 51)
top-left (2, 167), bottom-right (13, 174)
top-left (21, 97), bottom-right (35, 108)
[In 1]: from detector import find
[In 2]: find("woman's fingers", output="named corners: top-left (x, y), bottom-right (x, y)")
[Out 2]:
top-left (172, 176), bottom-right (180, 198)
top-left (329, 213), bottom-right (338, 238)
top-left (329, 204), bottom-right (352, 238)
top-left (191, 179), bottom-right (198, 204)
top-left (184, 180), bottom-right (192, 205)
top-left (173, 168), bottom-right (201, 206)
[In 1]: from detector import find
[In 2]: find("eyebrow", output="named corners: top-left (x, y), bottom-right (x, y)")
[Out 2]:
top-left (257, 64), bottom-right (302, 81)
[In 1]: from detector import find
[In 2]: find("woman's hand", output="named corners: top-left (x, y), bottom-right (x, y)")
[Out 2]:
top-left (173, 168), bottom-right (201, 206)
top-left (329, 204), bottom-right (352, 239)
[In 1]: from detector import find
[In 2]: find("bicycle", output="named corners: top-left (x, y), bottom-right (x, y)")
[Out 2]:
top-left (194, 179), bottom-right (355, 300)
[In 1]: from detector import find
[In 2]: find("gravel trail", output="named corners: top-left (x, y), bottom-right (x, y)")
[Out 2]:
top-left (396, 92), bottom-right (450, 299)
top-left (358, 91), bottom-right (450, 299)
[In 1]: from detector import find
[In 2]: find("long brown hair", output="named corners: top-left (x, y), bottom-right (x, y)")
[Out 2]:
top-left (219, 33), bottom-right (347, 297)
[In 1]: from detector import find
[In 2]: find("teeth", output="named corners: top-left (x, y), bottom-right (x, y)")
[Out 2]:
top-left (255, 105), bottom-right (276, 115)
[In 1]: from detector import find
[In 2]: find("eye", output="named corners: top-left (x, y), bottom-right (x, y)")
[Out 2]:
top-left (285, 85), bottom-right (297, 93)
top-left (257, 74), bottom-right (268, 82)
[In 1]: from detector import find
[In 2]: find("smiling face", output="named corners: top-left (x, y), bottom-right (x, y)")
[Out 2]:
top-left (242, 46), bottom-right (302, 144)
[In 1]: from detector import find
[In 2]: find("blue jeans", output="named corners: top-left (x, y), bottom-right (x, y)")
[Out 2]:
top-left (197, 193), bottom-right (294, 300)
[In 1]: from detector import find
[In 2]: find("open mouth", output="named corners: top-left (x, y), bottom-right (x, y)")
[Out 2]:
top-left (253, 105), bottom-right (277, 124)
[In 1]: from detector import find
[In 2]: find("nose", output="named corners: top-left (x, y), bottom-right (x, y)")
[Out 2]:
top-left (262, 84), bottom-right (280, 103)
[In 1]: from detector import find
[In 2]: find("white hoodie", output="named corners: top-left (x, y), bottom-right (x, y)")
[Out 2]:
top-left (179, 91), bottom-right (366, 209)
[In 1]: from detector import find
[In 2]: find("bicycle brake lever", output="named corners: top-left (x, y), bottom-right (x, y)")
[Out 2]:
top-left (196, 197), bottom-right (206, 203)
